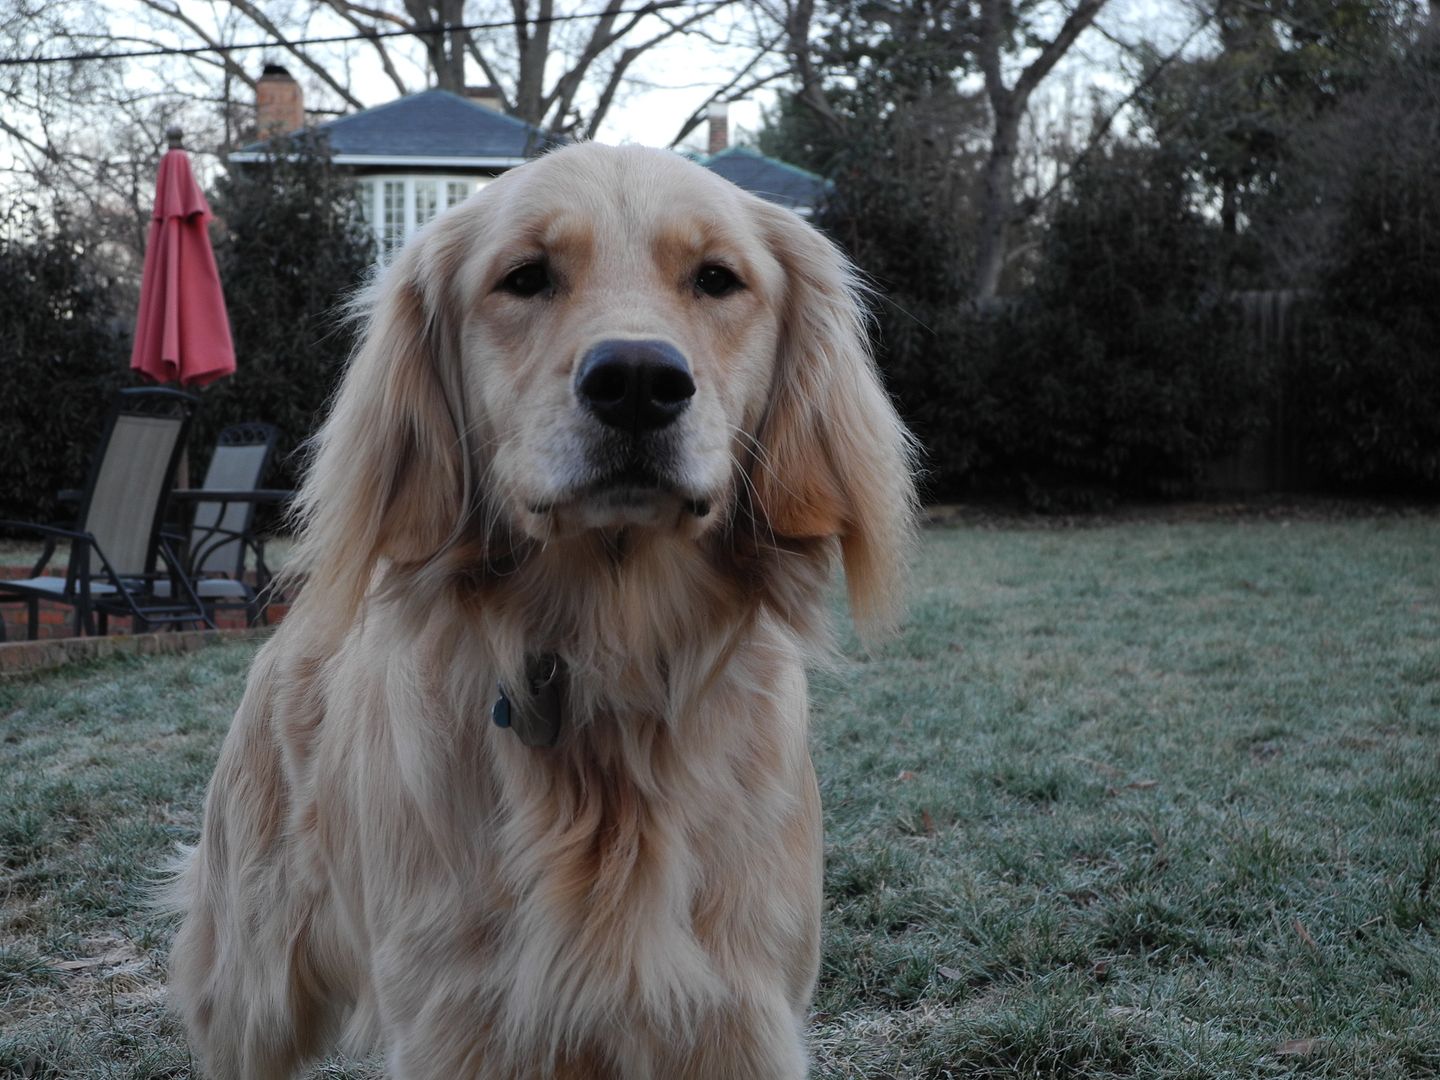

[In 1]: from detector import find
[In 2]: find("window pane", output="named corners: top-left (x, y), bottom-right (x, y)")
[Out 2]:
top-left (415, 180), bottom-right (439, 229)
top-left (355, 180), bottom-right (372, 224)
top-left (382, 180), bottom-right (405, 262)
top-left (446, 180), bottom-right (471, 207)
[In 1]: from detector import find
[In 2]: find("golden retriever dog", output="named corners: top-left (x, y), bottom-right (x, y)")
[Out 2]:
top-left (166, 142), bottom-right (918, 1079)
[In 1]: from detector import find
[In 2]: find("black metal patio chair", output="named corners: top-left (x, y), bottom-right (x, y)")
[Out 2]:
top-left (0, 388), bottom-right (212, 640)
top-left (162, 422), bottom-right (283, 625)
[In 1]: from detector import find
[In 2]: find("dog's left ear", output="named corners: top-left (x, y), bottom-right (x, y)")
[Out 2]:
top-left (749, 200), bottom-right (920, 638)
top-left (288, 232), bottom-right (472, 622)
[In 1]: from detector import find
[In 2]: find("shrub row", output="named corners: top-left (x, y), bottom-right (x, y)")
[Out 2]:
top-left (858, 138), bottom-right (1439, 506)
top-left (866, 147), bottom-right (1270, 509)
top-left (3, 131), bottom-right (1436, 530)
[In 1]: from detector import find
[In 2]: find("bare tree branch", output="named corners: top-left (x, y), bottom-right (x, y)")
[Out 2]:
top-left (1029, 7), bottom-right (1217, 214)
top-left (973, 0), bottom-right (1111, 298)
top-left (320, 0), bottom-right (410, 95)
top-left (666, 39), bottom-right (786, 146)
top-left (462, 38), bottom-right (514, 108)
top-left (133, 0), bottom-right (258, 91)
top-left (220, 0), bottom-right (366, 108)
top-left (569, 3), bottom-right (735, 137)
top-left (1013, 0), bottom-right (1110, 105)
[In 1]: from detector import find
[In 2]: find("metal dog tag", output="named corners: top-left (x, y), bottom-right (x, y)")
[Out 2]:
top-left (493, 654), bottom-right (565, 749)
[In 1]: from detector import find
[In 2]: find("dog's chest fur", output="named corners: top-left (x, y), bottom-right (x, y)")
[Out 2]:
top-left (281, 581), bottom-right (820, 1070)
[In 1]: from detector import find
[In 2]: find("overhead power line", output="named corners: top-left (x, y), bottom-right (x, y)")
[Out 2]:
top-left (0, 3), bottom-right (710, 68)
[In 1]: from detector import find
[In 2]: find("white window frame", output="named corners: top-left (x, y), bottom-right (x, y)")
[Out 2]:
top-left (356, 174), bottom-right (488, 262)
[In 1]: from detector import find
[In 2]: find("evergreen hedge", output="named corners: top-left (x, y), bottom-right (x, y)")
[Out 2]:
top-left (0, 225), bottom-right (126, 527)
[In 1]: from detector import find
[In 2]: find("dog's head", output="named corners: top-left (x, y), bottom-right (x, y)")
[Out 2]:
top-left (294, 143), bottom-right (917, 635)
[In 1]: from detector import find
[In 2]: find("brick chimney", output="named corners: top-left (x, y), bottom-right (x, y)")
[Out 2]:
top-left (465, 84), bottom-right (504, 112)
top-left (256, 64), bottom-right (303, 136)
top-left (707, 102), bottom-right (729, 155)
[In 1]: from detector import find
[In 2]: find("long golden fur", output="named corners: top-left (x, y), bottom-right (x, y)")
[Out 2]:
top-left (167, 142), bottom-right (918, 1079)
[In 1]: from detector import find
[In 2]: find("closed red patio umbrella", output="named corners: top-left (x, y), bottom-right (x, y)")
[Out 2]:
top-left (130, 128), bottom-right (235, 387)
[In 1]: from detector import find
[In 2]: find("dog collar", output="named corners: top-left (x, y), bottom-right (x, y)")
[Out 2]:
top-left (492, 653), bottom-right (566, 749)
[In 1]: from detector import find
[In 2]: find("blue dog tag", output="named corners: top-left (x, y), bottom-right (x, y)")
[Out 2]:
top-left (491, 687), bottom-right (512, 729)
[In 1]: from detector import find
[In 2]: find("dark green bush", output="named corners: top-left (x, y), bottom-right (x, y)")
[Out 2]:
top-left (1289, 37), bottom-right (1440, 492)
top-left (868, 146), bottom-right (1266, 507)
top-left (199, 133), bottom-right (375, 493)
top-left (0, 224), bottom-right (126, 528)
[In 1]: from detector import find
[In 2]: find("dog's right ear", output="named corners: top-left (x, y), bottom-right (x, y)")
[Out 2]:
top-left (288, 236), bottom-right (470, 623)
top-left (747, 199), bottom-right (920, 639)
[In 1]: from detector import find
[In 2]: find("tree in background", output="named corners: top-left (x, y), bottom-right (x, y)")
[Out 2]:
top-left (201, 133), bottom-right (375, 493)
top-left (898, 143), bottom-right (1262, 506)
top-left (1139, 0), bottom-right (1421, 285)
top-left (1291, 20), bottom-right (1440, 491)
top-left (0, 219), bottom-right (126, 526)
top-left (1, 0), bottom-right (776, 290)
top-left (972, 0), bottom-right (1109, 300)
top-left (0, 1), bottom-right (229, 303)
top-left (760, 0), bottom-right (987, 298)
top-left (769, 0), bottom-right (1116, 302)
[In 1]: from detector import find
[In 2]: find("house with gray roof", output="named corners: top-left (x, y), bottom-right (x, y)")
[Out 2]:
top-left (230, 67), bottom-right (555, 261)
top-left (699, 146), bottom-right (828, 218)
top-left (229, 67), bottom-right (826, 260)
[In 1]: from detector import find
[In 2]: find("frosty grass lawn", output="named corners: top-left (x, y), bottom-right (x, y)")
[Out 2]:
top-left (2, 515), bottom-right (1439, 1078)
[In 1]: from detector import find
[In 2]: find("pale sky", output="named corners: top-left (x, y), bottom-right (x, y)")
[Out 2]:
top-left (105, 0), bottom-right (1199, 153)
top-left (2, 0), bottom-right (1203, 204)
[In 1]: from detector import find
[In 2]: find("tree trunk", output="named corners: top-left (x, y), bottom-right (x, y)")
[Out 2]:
top-left (1220, 173), bottom-right (1238, 236)
top-left (972, 0), bottom-right (1110, 302)
top-left (974, 102), bottom-right (1020, 302)
top-left (406, 0), bottom-right (465, 91)
top-left (512, 0), bottom-right (555, 126)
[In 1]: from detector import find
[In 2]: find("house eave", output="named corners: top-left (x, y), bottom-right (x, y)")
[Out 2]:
top-left (226, 151), bottom-right (529, 169)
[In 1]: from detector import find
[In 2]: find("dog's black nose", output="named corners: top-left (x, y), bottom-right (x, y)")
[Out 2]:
top-left (575, 340), bottom-right (695, 433)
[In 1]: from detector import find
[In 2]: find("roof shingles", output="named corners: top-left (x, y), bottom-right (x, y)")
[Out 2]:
top-left (701, 147), bottom-right (828, 213)
top-left (239, 89), bottom-right (550, 163)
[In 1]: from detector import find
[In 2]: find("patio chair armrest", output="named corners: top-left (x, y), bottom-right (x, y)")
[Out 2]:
top-left (182, 523), bottom-right (253, 575)
top-left (0, 520), bottom-right (95, 544)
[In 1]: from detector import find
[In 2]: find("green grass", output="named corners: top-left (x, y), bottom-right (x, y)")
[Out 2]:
top-left (3, 518), bottom-right (1439, 1078)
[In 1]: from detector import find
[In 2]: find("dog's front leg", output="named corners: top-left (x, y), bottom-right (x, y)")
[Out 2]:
top-left (168, 666), bottom-right (338, 1080)
top-left (384, 1015), bottom-right (624, 1080)
top-left (661, 992), bottom-right (811, 1080)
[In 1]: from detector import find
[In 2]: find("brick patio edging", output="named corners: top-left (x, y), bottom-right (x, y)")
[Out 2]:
top-left (0, 626), bottom-right (272, 678)
top-left (0, 564), bottom-right (292, 641)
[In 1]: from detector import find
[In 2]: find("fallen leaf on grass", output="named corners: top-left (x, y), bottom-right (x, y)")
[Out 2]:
top-left (896, 770), bottom-right (917, 782)
top-left (53, 957), bottom-right (106, 971)
top-left (1071, 755), bottom-right (1124, 779)
top-left (1106, 779), bottom-right (1160, 796)
top-left (51, 945), bottom-right (142, 974)
top-left (1294, 919), bottom-right (1319, 950)
top-left (1105, 1006), bottom-right (1152, 1022)
top-left (1276, 1038), bottom-right (1320, 1057)
top-left (920, 807), bottom-right (936, 835)
top-left (936, 965), bottom-right (963, 982)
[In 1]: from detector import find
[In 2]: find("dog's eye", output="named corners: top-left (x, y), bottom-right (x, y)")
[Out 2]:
top-left (499, 261), bottom-right (551, 297)
top-left (695, 265), bottom-right (742, 298)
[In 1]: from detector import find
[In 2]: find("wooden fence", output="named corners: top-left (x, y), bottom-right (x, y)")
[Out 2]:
top-left (1204, 289), bottom-right (1318, 493)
